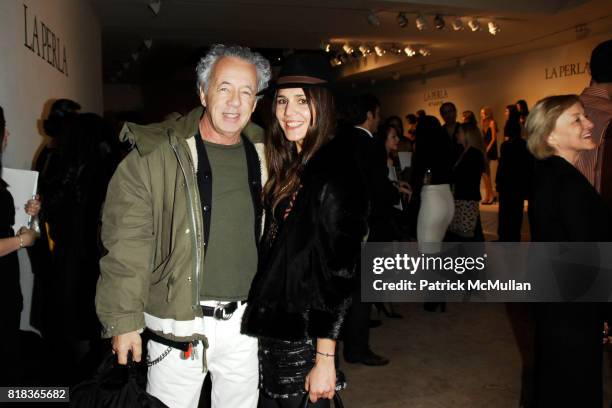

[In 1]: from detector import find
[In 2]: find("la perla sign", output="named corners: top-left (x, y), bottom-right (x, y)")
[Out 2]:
top-left (23, 3), bottom-right (69, 77)
top-left (544, 62), bottom-right (589, 80)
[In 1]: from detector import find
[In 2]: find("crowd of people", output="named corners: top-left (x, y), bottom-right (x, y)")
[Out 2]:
top-left (0, 38), bottom-right (611, 408)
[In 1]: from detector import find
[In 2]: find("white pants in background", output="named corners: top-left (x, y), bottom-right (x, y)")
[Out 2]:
top-left (146, 302), bottom-right (259, 408)
top-left (417, 184), bottom-right (454, 253)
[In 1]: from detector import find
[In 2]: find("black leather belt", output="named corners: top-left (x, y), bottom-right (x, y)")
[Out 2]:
top-left (201, 301), bottom-right (244, 320)
top-left (144, 329), bottom-right (192, 352)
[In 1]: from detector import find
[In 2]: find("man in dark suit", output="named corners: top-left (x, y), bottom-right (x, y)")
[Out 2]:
top-left (339, 94), bottom-right (400, 366)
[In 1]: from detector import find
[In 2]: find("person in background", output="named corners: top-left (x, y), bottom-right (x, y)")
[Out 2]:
top-left (516, 99), bottom-right (529, 126)
top-left (410, 115), bottom-right (455, 313)
top-left (496, 105), bottom-right (533, 241)
top-left (242, 52), bottom-right (368, 407)
top-left (379, 124), bottom-right (410, 235)
top-left (381, 123), bottom-right (401, 169)
top-left (339, 94), bottom-right (395, 366)
top-left (503, 105), bottom-right (522, 141)
top-left (403, 113), bottom-right (418, 150)
top-left (461, 110), bottom-right (478, 126)
top-left (440, 102), bottom-right (460, 144)
top-left (411, 115), bottom-right (455, 245)
top-left (42, 113), bottom-right (120, 385)
top-left (480, 106), bottom-right (498, 204)
top-left (35, 99), bottom-right (81, 175)
top-left (384, 115), bottom-right (412, 154)
top-left (448, 122), bottom-right (486, 241)
top-left (527, 94), bottom-right (611, 408)
top-left (383, 116), bottom-right (404, 142)
top-left (0, 106), bottom-right (41, 385)
top-left (575, 39), bottom-right (612, 208)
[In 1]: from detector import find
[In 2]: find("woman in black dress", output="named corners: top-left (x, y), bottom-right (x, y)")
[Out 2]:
top-left (0, 106), bottom-right (41, 385)
top-left (449, 122), bottom-right (486, 241)
top-left (496, 105), bottom-right (533, 241)
top-left (241, 54), bottom-right (368, 407)
top-left (526, 94), bottom-right (611, 407)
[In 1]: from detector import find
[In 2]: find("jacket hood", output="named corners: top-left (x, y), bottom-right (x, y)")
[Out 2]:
top-left (120, 106), bottom-right (203, 157)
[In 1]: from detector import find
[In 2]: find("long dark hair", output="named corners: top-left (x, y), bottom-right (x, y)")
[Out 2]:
top-left (263, 86), bottom-right (335, 215)
top-left (0, 106), bottom-right (5, 186)
top-left (504, 104), bottom-right (522, 140)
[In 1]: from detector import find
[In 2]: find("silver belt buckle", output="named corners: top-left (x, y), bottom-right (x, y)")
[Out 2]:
top-left (213, 303), bottom-right (233, 320)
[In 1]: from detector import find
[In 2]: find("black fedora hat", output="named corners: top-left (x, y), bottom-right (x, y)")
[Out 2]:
top-left (258, 52), bottom-right (334, 96)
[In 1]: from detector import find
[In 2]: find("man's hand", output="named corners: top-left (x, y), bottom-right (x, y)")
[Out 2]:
top-left (112, 331), bottom-right (142, 365)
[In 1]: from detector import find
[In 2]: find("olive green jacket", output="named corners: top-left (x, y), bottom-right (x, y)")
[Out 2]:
top-left (95, 107), bottom-right (265, 342)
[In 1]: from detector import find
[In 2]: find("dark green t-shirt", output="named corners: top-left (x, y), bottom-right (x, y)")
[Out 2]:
top-left (200, 139), bottom-right (257, 301)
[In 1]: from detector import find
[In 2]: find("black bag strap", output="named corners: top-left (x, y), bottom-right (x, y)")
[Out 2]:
top-left (300, 393), bottom-right (344, 408)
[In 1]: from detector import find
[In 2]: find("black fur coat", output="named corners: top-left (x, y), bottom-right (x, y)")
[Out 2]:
top-left (241, 135), bottom-right (369, 341)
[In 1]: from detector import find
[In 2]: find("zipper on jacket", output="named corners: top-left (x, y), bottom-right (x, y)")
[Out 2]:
top-left (170, 137), bottom-right (203, 311)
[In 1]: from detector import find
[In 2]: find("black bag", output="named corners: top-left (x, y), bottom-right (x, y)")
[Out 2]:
top-left (70, 352), bottom-right (167, 408)
top-left (300, 392), bottom-right (344, 408)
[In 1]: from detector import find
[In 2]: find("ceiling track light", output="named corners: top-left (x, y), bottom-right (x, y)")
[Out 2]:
top-left (367, 12), bottom-right (381, 27)
top-left (419, 47), bottom-right (431, 56)
top-left (390, 45), bottom-right (403, 55)
top-left (488, 21), bottom-right (500, 35)
top-left (324, 43), bottom-right (332, 53)
top-left (330, 57), bottom-right (342, 67)
top-left (397, 12), bottom-right (408, 28)
top-left (131, 52), bottom-right (139, 61)
top-left (148, 0), bottom-right (161, 16)
top-left (468, 18), bottom-right (481, 32)
top-left (433, 14), bottom-right (445, 30)
top-left (374, 45), bottom-right (386, 56)
top-left (416, 14), bottom-right (428, 30)
top-left (452, 17), bottom-right (464, 31)
top-left (404, 46), bottom-right (416, 57)
top-left (342, 44), bottom-right (354, 55)
top-left (358, 45), bottom-right (372, 57)
top-left (143, 39), bottom-right (153, 50)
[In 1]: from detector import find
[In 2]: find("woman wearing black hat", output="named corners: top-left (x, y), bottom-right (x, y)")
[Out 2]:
top-left (241, 53), bottom-right (369, 407)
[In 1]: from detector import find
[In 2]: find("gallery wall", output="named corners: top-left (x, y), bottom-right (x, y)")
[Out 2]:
top-left (368, 32), bottom-right (612, 132)
top-left (0, 0), bottom-right (103, 331)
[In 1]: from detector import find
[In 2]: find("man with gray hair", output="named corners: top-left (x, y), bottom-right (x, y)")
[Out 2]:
top-left (96, 44), bottom-right (271, 407)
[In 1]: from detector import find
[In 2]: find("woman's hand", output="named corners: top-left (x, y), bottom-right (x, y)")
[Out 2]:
top-left (398, 181), bottom-right (411, 195)
top-left (25, 195), bottom-right (41, 217)
top-left (305, 356), bottom-right (336, 403)
top-left (17, 227), bottom-right (37, 248)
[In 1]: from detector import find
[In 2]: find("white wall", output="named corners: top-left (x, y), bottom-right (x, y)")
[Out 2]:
top-left (369, 32), bottom-right (612, 131)
top-left (0, 0), bottom-right (102, 331)
top-left (0, 0), bottom-right (102, 169)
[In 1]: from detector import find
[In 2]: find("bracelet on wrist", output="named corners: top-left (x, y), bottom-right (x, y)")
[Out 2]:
top-left (17, 234), bottom-right (24, 248)
top-left (316, 351), bottom-right (335, 358)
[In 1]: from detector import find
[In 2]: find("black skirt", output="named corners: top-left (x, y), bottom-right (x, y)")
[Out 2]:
top-left (259, 337), bottom-right (346, 399)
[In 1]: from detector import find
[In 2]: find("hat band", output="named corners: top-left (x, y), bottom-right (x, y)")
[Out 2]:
top-left (277, 75), bottom-right (328, 85)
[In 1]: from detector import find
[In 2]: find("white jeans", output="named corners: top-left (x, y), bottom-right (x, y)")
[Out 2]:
top-left (146, 302), bottom-right (259, 408)
top-left (417, 184), bottom-right (454, 252)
